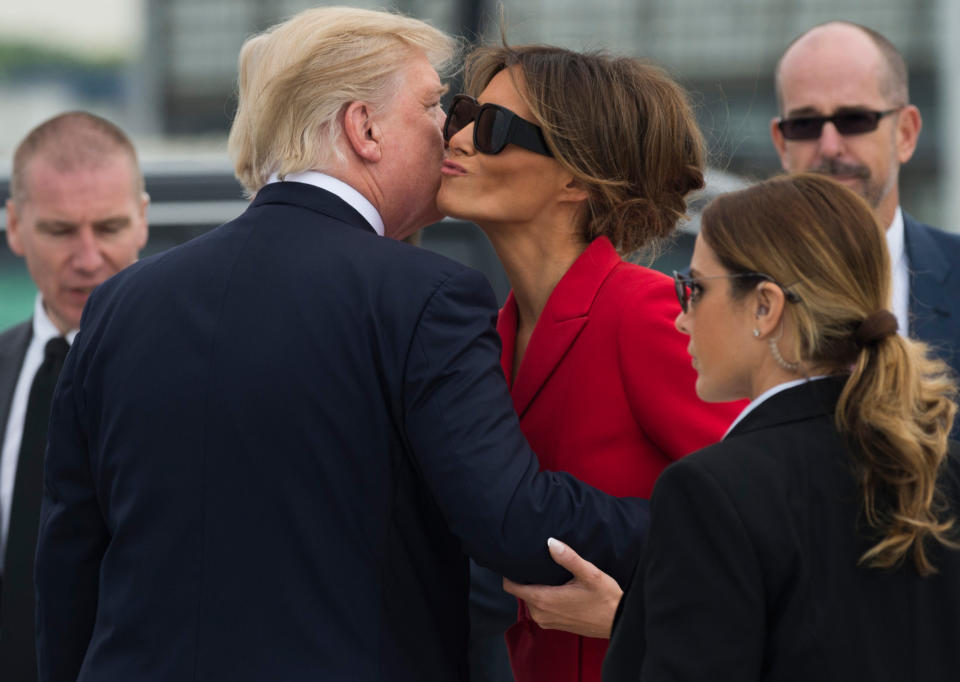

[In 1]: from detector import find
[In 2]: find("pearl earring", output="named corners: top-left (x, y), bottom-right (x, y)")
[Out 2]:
top-left (752, 328), bottom-right (761, 337)
top-left (769, 337), bottom-right (800, 372)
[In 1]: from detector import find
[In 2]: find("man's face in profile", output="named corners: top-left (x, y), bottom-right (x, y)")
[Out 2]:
top-left (6, 154), bottom-right (148, 333)
top-left (373, 53), bottom-right (449, 241)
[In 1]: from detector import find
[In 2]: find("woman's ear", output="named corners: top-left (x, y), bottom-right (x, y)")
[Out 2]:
top-left (559, 177), bottom-right (590, 204)
top-left (752, 282), bottom-right (786, 337)
top-left (343, 101), bottom-right (382, 163)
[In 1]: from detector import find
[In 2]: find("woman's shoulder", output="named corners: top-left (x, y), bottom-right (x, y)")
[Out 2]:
top-left (667, 413), bottom-right (845, 495)
top-left (606, 260), bottom-right (674, 295)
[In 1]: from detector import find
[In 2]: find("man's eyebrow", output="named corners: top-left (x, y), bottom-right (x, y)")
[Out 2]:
top-left (784, 106), bottom-right (822, 118)
top-left (436, 83), bottom-right (450, 97)
top-left (35, 219), bottom-right (78, 231)
top-left (94, 216), bottom-right (132, 228)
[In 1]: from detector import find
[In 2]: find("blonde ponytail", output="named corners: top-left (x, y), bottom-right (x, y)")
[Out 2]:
top-left (837, 332), bottom-right (958, 575)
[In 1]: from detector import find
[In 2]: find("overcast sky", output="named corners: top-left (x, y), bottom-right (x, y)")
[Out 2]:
top-left (0, 0), bottom-right (143, 56)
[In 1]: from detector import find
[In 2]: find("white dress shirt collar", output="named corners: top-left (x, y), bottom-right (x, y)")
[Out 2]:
top-left (267, 170), bottom-right (385, 237)
top-left (723, 375), bottom-right (830, 440)
top-left (885, 207), bottom-right (909, 337)
top-left (32, 293), bottom-right (78, 346)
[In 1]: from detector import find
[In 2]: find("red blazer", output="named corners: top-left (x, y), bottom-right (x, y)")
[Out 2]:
top-left (501, 237), bottom-right (744, 682)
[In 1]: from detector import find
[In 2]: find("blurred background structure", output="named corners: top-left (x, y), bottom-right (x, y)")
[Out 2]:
top-left (2, 0), bottom-right (958, 328)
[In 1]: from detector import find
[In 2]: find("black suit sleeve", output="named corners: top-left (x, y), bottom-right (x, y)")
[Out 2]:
top-left (605, 457), bottom-right (765, 681)
top-left (403, 267), bottom-right (647, 587)
top-left (35, 336), bottom-right (110, 682)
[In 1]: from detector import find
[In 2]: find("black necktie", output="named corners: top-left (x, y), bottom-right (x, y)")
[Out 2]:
top-left (0, 336), bottom-right (69, 679)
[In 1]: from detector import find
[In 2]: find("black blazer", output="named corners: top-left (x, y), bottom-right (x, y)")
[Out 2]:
top-left (35, 183), bottom-right (647, 682)
top-left (604, 378), bottom-right (960, 682)
top-left (0, 319), bottom-right (39, 681)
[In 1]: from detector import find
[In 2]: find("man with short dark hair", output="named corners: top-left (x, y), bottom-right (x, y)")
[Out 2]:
top-left (770, 21), bottom-right (960, 378)
top-left (0, 111), bottom-right (148, 680)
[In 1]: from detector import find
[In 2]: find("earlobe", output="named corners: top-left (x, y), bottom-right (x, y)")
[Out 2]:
top-left (343, 101), bottom-right (382, 163)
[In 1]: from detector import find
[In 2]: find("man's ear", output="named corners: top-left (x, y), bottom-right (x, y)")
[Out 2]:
top-left (895, 104), bottom-right (922, 165)
top-left (5, 199), bottom-right (24, 256)
top-left (342, 101), bottom-right (382, 163)
top-left (136, 192), bottom-right (150, 251)
top-left (770, 117), bottom-right (789, 171)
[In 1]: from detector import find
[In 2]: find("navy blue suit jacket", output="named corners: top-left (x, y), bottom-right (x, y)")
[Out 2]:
top-left (904, 212), bottom-right (960, 378)
top-left (34, 183), bottom-right (646, 682)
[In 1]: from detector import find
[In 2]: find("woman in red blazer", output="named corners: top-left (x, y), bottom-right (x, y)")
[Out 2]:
top-left (437, 45), bottom-right (743, 682)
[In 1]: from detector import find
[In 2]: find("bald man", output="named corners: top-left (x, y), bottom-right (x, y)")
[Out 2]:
top-left (771, 21), bottom-right (960, 380)
top-left (0, 111), bottom-right (148, 680)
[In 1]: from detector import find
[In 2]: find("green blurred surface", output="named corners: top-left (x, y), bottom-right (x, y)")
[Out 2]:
top-left (0, 260), bottom-right (34, 330)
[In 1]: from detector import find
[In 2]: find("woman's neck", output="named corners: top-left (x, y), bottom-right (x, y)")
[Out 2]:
top-left (486, 220), bottom-right (587, 329)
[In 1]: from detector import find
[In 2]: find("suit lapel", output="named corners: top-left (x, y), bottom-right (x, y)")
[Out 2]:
top-left (904, 214), bottom-right (951, 338)
top-left (0, 320), bottom-right (32, 443)
top-left (727, 377), bottom-right (845, 440)
top-left (508, 238), bottom-right (621, 419)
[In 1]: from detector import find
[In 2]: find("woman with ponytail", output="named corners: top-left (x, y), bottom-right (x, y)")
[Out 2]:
top-left (437, 45), bottom-right (742, 682)
top-left (599, 173), bottom-right (960, 680)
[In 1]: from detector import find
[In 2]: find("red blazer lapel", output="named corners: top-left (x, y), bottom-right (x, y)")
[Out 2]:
top-left (507, 237), bottom-right (622, 419)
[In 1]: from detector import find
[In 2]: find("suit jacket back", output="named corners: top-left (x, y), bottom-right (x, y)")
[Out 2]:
top-left (36, 184), bottom-right (646, 682)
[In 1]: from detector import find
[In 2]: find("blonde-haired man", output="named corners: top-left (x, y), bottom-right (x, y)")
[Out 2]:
top-left (35, 8), bottom-right (645, 681)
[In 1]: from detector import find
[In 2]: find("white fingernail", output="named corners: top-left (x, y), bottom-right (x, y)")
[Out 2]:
top-left (547, 537), bottom-right (565, 554)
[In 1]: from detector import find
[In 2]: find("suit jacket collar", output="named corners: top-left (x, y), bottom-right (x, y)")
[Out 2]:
top-left (727, 375), bottom-right (845, 440)
top-left (904, 212), bottom-right (950, 285)
top-left (903, 212), bottom-right (953, 338)
top-left (498, 236), bottom-right (621, 418)
top-left (250, 182), bottom-right (378, 235)
top-left (0, 320), bottom-right (33, 443)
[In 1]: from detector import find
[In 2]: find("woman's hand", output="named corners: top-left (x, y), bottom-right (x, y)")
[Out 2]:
top-left (502, 537), bottom-right (624, 639)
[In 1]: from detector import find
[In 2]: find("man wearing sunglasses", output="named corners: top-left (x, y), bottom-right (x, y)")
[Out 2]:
top-left (770, 21), bottom-right (960, 385)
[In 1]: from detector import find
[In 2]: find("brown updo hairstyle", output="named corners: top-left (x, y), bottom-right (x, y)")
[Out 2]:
top-left (464, 45), bottom-right (705, 254)
top-left (701, 173), bottom-right (958, 575)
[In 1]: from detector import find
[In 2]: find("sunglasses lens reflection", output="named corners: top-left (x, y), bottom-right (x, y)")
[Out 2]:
top-left (445, 97), bottom-right (475, 141)
top-left (780, 111), bottom-right (883, 140)
top-left (781, 118), bottom-right (823, 140)
top-left (835, 112), bottom-right (878, 134)
top-left (673, 274), bottom-right (688, 313)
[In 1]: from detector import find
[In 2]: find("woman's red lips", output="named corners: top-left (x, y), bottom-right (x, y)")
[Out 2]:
top-left (441, 160), bottom-right (467, 175)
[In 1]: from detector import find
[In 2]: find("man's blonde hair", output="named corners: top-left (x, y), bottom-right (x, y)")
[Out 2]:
top-left (228, 6), bottom-right (455, 195)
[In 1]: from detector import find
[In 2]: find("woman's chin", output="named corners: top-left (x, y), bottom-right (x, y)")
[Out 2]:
top-left (435, 186), bottom-right (462, 220)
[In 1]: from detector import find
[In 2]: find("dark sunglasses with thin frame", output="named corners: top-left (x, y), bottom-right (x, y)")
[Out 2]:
top-left (444, 94), bottom-right (554, 157)
top-left (673, 270), bottom-right (801, 314)
top-left (776, 107), bottom-right (901, 141)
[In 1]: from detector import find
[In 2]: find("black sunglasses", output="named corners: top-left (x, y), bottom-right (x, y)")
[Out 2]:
top-left (776, 108), bottom-right (901, 141)
top-left (444, 94), bottom-right (553, 157)
top-left (673, 270), bottom-right (801, 314)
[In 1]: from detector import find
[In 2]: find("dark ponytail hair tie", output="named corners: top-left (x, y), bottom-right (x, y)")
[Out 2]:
top-left (855, 310), bottom-right (898, 347)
